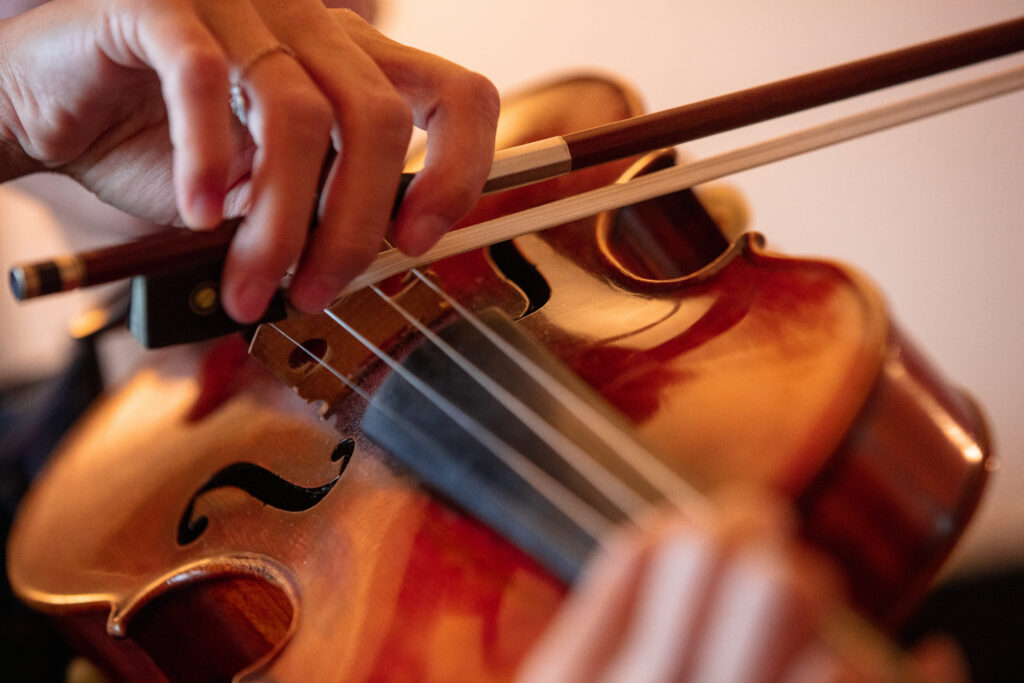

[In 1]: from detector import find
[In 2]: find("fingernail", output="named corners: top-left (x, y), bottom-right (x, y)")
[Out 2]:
top-left (184, 190), bottom-right (224, 230)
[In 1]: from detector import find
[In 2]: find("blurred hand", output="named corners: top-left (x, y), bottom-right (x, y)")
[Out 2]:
top-left (0, 0), bottom-right (498, 321)
top-left (518, 490), bottom-right (970, 683)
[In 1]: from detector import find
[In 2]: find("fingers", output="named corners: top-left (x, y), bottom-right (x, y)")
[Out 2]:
top-left (517, 522), bottom-right (680, 683)
top-left (126, 0), bottom-right (327, 322)
top-left (251, 1), bottom-right (413, 314)
top-left (585, 519), bottom-right (723, 683)
top-left (331, 12), bottom-right (500, 256)
top-left (519, 494), bottom-right (854, 683)
top-left (392, 66), bottom-right (499, 256)
top-left (6, 0), bottom-right (491, 321)
top-left (519, 515), bottom-right (724, 683)
top-left (522, 491), bottom-right (962, 683)
top-left (129, 0), bottom-right (234, 229)
top-left (134, 0), bottom-right (496, 321)
top-left (209, 2), bottom-right (495, 320)
top-left (193, 0), bottom-right (335, 322)
top-left (251, 4), bottom-right (498, 314)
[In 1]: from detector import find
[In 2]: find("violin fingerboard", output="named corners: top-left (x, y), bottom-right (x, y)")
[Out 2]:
top-left (362, 309), bottom-right (662, 581)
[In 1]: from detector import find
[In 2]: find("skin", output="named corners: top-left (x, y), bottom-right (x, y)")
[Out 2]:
top-left (519, 491), bottom-right (970, 683)
top-left (0, 0), bottom-right (499, 322)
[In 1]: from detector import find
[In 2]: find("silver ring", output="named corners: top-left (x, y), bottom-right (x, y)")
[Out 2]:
top-left (229, 43), bottom-right (295, 126)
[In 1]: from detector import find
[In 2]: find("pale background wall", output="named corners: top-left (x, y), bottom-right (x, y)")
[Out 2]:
top-left (380, 0), bottom-right (1024, 578)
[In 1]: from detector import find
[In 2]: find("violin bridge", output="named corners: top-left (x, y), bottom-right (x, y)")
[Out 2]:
top-left (248, 274), bottom-right (452, 415)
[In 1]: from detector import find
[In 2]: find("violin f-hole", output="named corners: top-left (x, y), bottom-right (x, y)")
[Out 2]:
top-left (488, 240), bottom-right (552, 317)
top-left (176, 438), bottom-right (355, 545)
top-left (598, 150), bottom-right (730, 282)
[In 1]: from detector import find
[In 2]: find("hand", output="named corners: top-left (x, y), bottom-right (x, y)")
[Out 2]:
top-left (0, 0), bottom-right (498, 321)
top-left (518, 490), bottom-right (970, 683)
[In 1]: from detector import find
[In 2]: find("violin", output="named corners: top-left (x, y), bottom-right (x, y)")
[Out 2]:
top-left (6, 20), bottom-right (1020, 682)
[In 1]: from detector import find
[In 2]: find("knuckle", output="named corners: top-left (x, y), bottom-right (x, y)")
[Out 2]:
top-left (356, 91), bottom-right (412, 141)
top-left (174, 46), bottom-right (229, 96)
top-left (330, 8), bottom-right (363, 25)
top-left (455, 71), bottom-right (500, 122)
top-left (27, 109), bottom-right (79, 163)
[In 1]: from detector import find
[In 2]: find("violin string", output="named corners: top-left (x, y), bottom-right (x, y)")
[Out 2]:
top-left (254, 45), bottom-right (1024, 554)
top-left (267, 320), bottom-right (617, 542)
top-left (366, 282), bottom-right (651, 521)
top-left (281, 313), bottom-right (621, 541)
top-left (340, 65), bottom-right (1024, 295)
top-left (409, 270), bottom-right (712, 520)
top-left (351, 273), bottom-right (914, 670)
top-left (320, 64), bottom-right (1024, 524)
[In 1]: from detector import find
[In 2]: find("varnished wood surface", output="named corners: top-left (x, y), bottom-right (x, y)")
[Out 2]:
top-left (7, 73), bottom-right (991, 681)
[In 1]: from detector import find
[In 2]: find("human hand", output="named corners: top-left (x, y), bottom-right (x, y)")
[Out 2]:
top-left (518, 490), bottom-right (969, 683)
top-left (0, 0), bottom-right (498, 322)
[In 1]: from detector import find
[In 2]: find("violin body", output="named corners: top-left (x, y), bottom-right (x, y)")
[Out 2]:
top-left (7, 75), bottom-right (990, 682)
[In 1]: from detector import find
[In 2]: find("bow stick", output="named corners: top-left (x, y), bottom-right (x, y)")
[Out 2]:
top-left (9, 17), bottom-right (1024, 301)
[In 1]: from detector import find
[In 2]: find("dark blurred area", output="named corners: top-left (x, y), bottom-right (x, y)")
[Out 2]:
top-left (1, 338), bottom-right (103, 683)
top-left (901, 568), bottom-right (1024, 682)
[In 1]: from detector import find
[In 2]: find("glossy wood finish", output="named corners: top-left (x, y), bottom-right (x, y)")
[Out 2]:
top-left (798, 326), bottom-right (990, 627)
top-left (7, 74), bottom-right (990, 681)
top-left (591, 152), bottom-right (990, 626)
top-left (9, 340), bottom-right (564, 682)
top-left (8, 75), bottom-right (641, 683)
